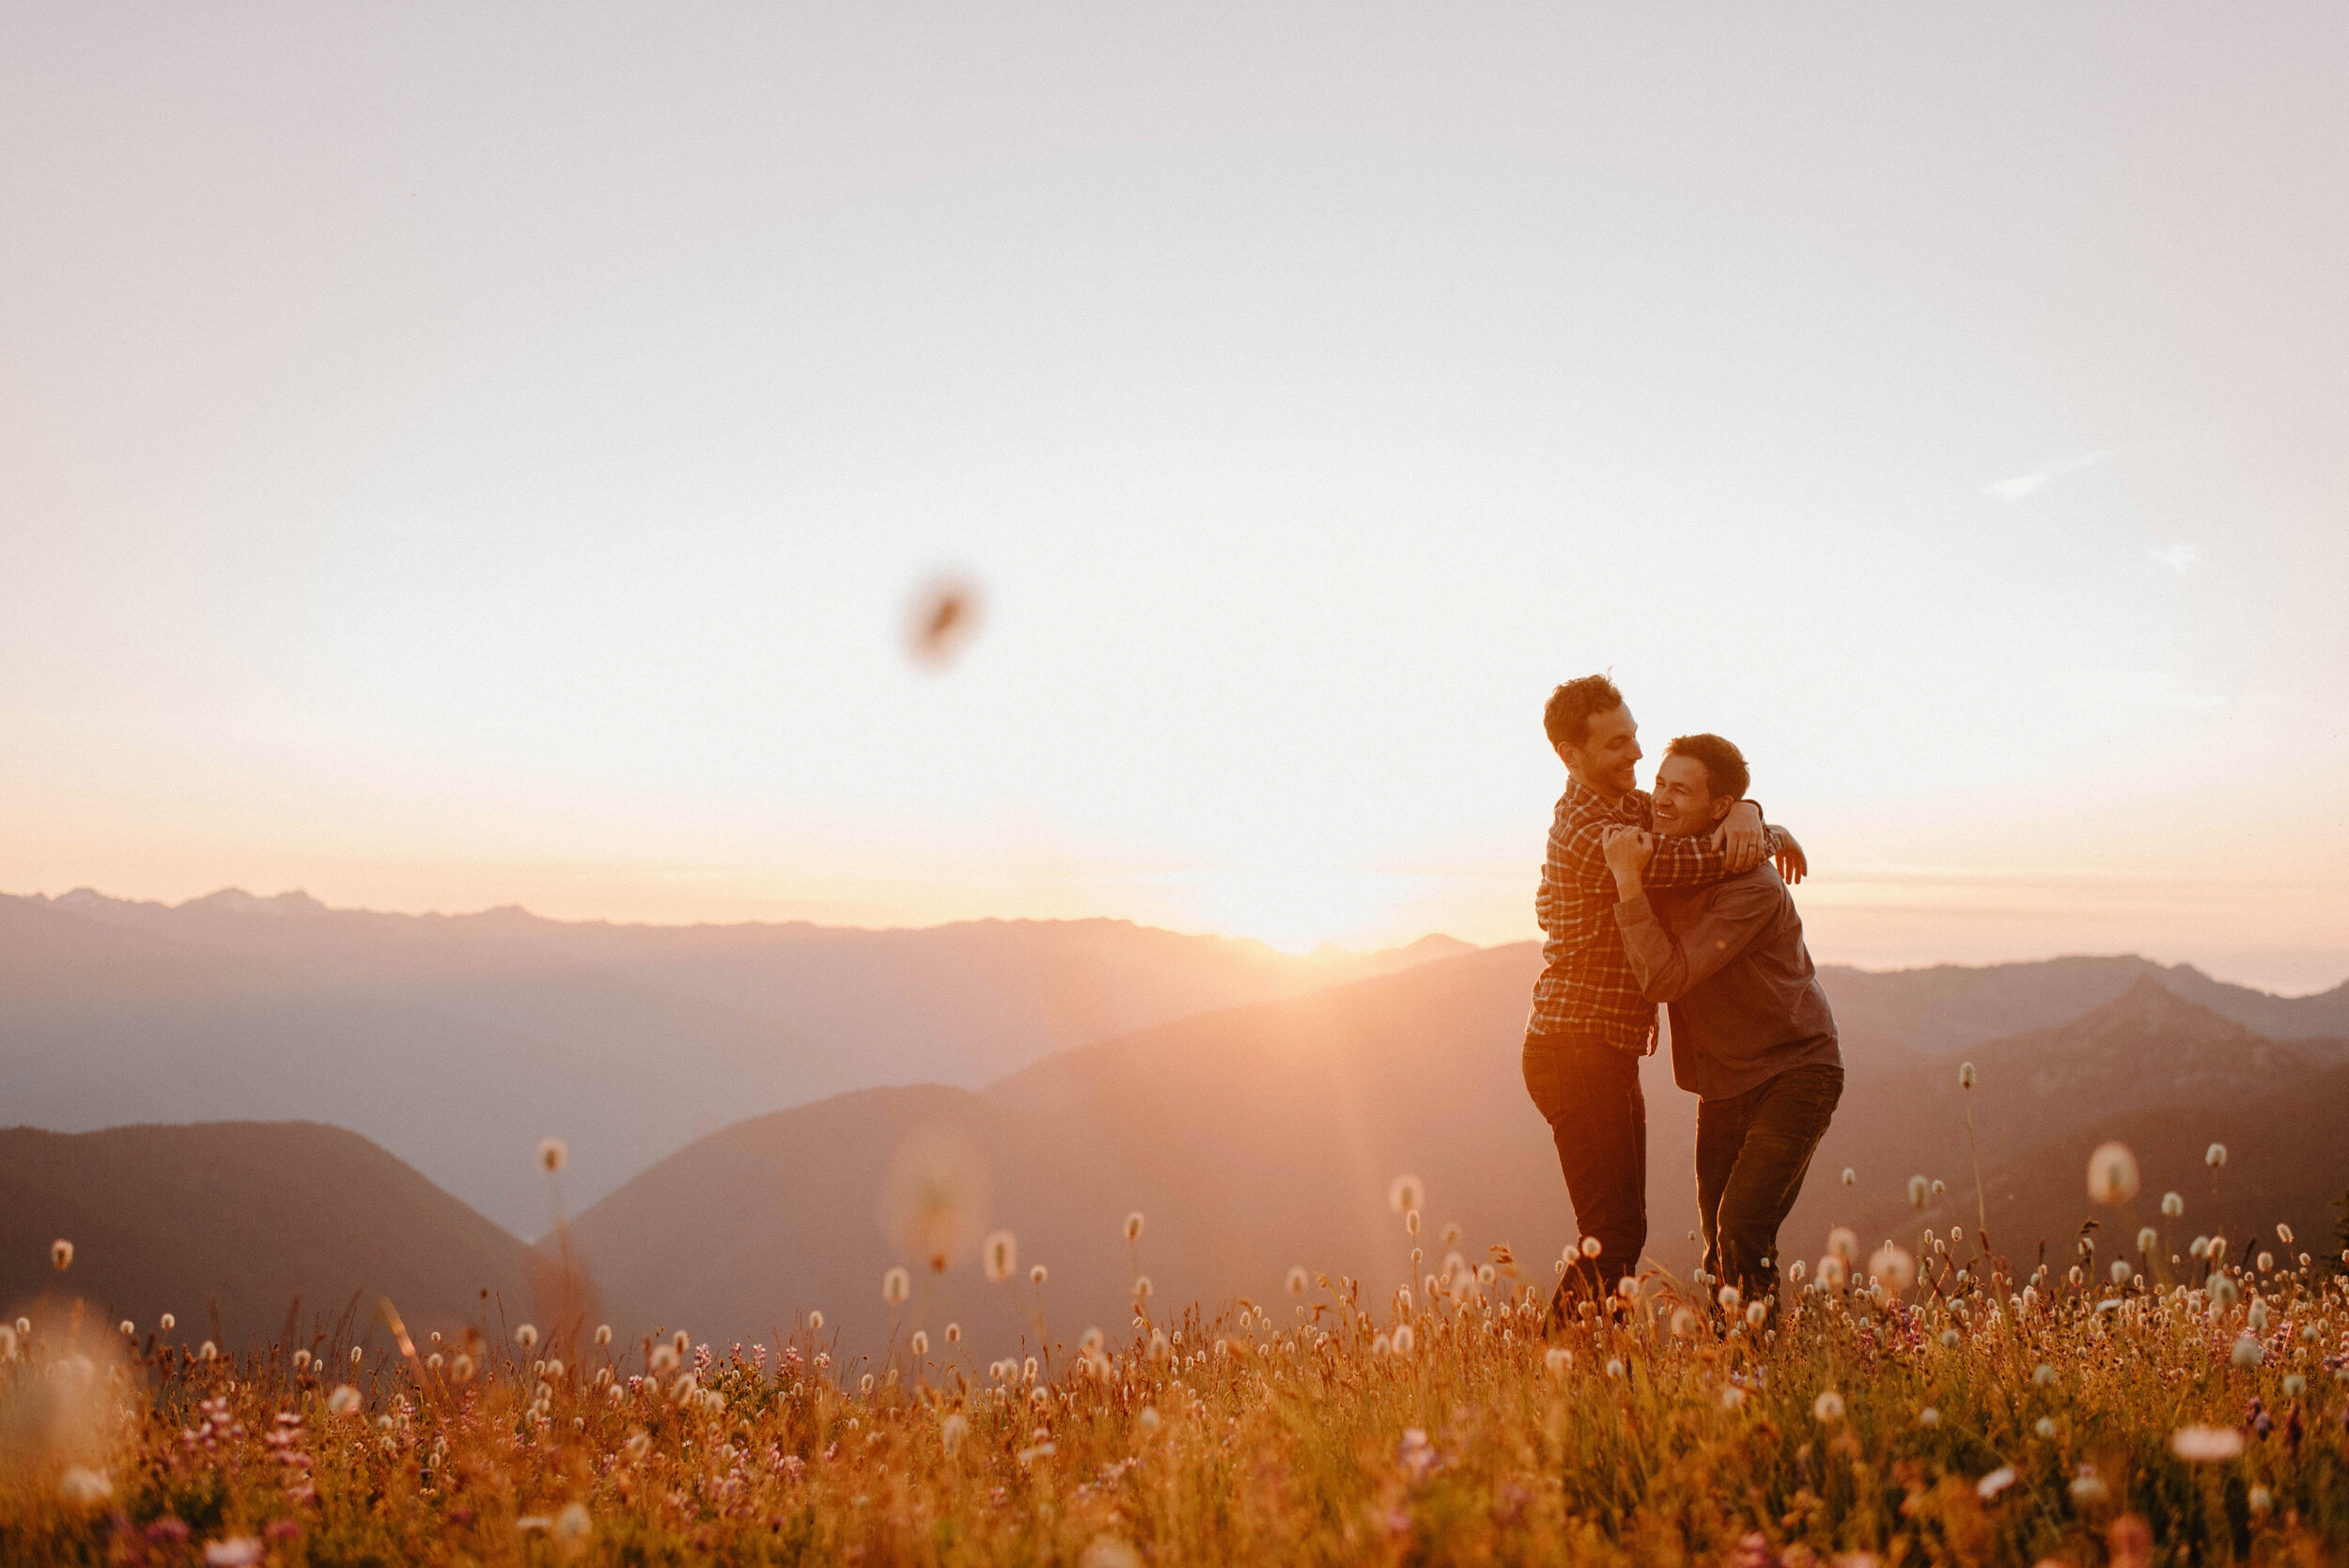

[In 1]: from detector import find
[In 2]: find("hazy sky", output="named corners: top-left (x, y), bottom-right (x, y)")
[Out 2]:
top-left (4, 7), bottom-right (2345, 987)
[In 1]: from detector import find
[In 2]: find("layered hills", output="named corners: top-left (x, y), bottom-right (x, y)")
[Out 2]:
top-left (568, 955), bottom-right (2349, 1360)
top-left (0, 1121), bottom-right (534, 1347)
top-left (0, 889), bottom-right (1466, 1233)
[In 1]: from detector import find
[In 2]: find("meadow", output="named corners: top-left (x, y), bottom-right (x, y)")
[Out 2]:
top-left (4, 1148), bottom-right (2345, 1568)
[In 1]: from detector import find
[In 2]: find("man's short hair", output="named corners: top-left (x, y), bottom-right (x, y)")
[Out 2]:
top-left (1543, 675), bottom-right (1626, 753)
top-left (1663, 733), bottom-right (1750, 801)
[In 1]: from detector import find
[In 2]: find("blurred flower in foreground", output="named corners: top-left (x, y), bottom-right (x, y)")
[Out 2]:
top-left (51, 1240), bottom-right (73, 1271)
top-left (2162, 1191), bottom-right (2184, 1218)
top-left (1869, 1244), bottom-right (1916, 1294)
top-left (2205, 1142), bottom-right (2227, 1169)
top-left (906, 575), bottom-right (984, 668)
top-left (1812, 1389), bottom-right (1843, 1422)
top-left (881, 1267), bottom-right (910, 1307)
top-left (537, 1139), bottom-right (567, 1173)
top-left (2170, 1425), bottom-right (2244, 1462)
top-left (2088, 1142), bottom-right (2139, 1205)
top-left (1388, 1175), bottom-right (1424, 1215)
top-left (983, 1230), bottom-right (1019, 1284)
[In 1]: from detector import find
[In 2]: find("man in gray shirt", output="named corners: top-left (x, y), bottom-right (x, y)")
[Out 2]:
top-left (1600, 732), bottom-right (1842, 1313)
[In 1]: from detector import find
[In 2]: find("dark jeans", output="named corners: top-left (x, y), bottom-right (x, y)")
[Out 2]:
top-left (1696, 1062), bottom-right (1843, 1310)
top-left (1523, 1032), bottom-right (1646, 1327)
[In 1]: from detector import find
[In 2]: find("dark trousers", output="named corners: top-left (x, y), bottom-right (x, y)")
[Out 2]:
top-left (1523, 1032), bottom-right (1646, 1327)
top-left (1696, 1063), bottom-right (1843, 1310)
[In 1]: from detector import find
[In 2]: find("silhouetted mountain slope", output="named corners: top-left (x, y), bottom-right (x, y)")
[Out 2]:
top-left (0, 888), bottom-right (1468, 1233)
top-left (1775, 978), bottom-right (2349, 1275)
top-left (572, 959), bottom-right (2347, 1361)
top-left (0, 1122), bottom-right (534, 1347)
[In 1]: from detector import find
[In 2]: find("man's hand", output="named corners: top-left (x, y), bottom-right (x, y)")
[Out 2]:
top-left (1713, 800), bottom-right (1766, 873)
top-left (1603, 825), bottom-right (1655, 894)
top-left (1774, 830), bottom-right (1808, 885)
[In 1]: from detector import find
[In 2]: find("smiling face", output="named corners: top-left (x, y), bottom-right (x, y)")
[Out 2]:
top-left (1561, 704), bottom-right (1642, 799)
top-left (1650, 752), bottom-right (1735, 836)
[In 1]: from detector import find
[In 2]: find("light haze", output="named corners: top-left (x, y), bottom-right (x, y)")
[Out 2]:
top-left (3, 6), bottom-right (2344, 989)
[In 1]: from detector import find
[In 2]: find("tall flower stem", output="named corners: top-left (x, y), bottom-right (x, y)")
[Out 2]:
top-left (1963, 1090), bottom-right (1989, 1251)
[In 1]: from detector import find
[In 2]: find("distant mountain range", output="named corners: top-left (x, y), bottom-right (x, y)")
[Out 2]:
top-left (5, 888), bottom-right (2344, 1358)
top-left (562, 958), bottom-right (2349, 1363)
top-left (0, 888), bottom-right (1468, 1233)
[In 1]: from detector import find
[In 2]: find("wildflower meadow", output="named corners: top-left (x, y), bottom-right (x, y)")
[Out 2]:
top-left (6, 1132), bottom-right (2347, 1567)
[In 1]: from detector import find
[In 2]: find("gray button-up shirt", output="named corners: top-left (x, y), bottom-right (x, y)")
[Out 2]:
top-left (1611, 862), bottom-right (1841, 1102)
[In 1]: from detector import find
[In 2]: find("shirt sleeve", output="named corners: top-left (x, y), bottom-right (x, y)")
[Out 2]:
top-left (1633, 804), bottom-right (1787, 893)
top-left (1612, 875), bottom-right (1782, 1001)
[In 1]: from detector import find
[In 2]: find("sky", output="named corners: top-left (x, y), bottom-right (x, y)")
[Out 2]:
top-left (3, 6), bottom-right (2345, 990)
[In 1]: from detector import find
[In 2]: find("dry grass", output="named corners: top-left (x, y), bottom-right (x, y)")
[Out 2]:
top-left (5, 1224), bottom-right (2346, 1564)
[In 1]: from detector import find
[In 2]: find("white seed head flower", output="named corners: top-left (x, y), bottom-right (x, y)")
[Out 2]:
top-left (1134, 1275), bottom-right (1154, 1299)
top-left (452, 1354), bottom-right (475, 1382)
top-left (1718, 1283), bottom-right (1742, 1311)
top-left (2284, 1374), bottom-right (2307, 1398)
top-left (1788, 1260), bottom-right (1807, 1283)
top-left (1919, 1406), bottom-right (1940, 1428)
top-left (1030, 1265), bottom-right (1049, 1286)
top-left (649, 1343), bottom-right (678, 1373)
top-left (1579, 1235), bottom-right (1602, 1260)
top-left (2087, 1141), bottom-right (2140, 1206)
top-left (2277, 1222), bottom-right (2295, 1246)
top-left (1603, 1357), bottom-right (1624, 1378)
top-left (2170, 1424), bottom-right (2245, 1462)
top-left (1958, 1062), bottom-right (1976, 1090)
top-left (1817, 1256), bottom-right (1847, 1291)
top-left (594, 1324), bottom-right (612, 1345)
top-left (909, 1330), bottom-right (928, 1356)
top-left (1745, 1300), bottom-right (1768, 1329)
top-left (2205, 1142), bottom-right (2227, 1170)
top-left (119, 1320), bottom-right (135, 1336)
top-left (1285, 1265), bottom-right (1308, 1296)
top-left (2257, 1251), bottom-right (2275, 1273)
top-left (807, 1311), bottom-right (824, 1332)
top-left (327, 1384), bottom-right (362, 1416)
top-left (2137, 1227), bottom-right (2159, 1254)
top-left (553, 1503), bottom-right (591, 1545)
top-left (56, 1467), bottom-right (112, 1505)
top-left (1977, 1466), bottom-right (2016, 1501)
top-left (2231, 1335), bottom-right (2264, 1368)
top-left (1544, 1346), bottom-right (1571, 1378)
top-left (537, 1138), bottom-right (567, 1173)
top-left (1826, 1227), bottom-right (1859, 1265)
top-left (941, 1411), bottom-right (970, 1454)
top-left (1125, 1211), bottom-right (1144, 1243)
top-left (2034, 1416), bottom-right (2057, 1439)
top-left (159, 1312), bottom-right (175, 1331)
top-left (1813, 1389), bottom-right (1844, 1423)
top-left (1907, 1175), bottom-right (1930, 1209)
top-left (1406, 1208), bottom-right (1421, 1235)
top-left (516, 1324), bottom-right (538, 1349)
top-left (1390, 1325), bottom-right (1416, 1355)
top-left (946, 1322), bottom-right (961, 1343)
top-left (2033, 1362), bottom-right (2057, 1387)
top-left (1841, 1167), bottom-right (1856, 1187)
top-left (2162, 1191), bottom-right (2185, 1219)
top-left (51, 1239), bottom-right (73, 1271)
top-left (1721, 1385), bottom-right (1747, 1410)
top-left (348, 1345), bottom-right (362, 1364)
top-left (882, 1266), bottom-right (911, 1307)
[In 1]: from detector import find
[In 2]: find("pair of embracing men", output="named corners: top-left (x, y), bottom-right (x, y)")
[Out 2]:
top-left (1523, 673), bottom-right (1843, 1327)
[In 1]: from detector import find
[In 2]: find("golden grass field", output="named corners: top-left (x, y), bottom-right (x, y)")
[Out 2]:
top-left (4, 1157), bottom-right (2344, 1567)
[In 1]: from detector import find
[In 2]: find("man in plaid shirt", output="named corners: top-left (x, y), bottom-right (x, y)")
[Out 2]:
top-left (1526, 674), bottom-right (1804, 1324)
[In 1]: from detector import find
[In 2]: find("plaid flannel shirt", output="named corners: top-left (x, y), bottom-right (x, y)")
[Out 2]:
top-left (1526, 775), bottom-right (1782, 1054)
